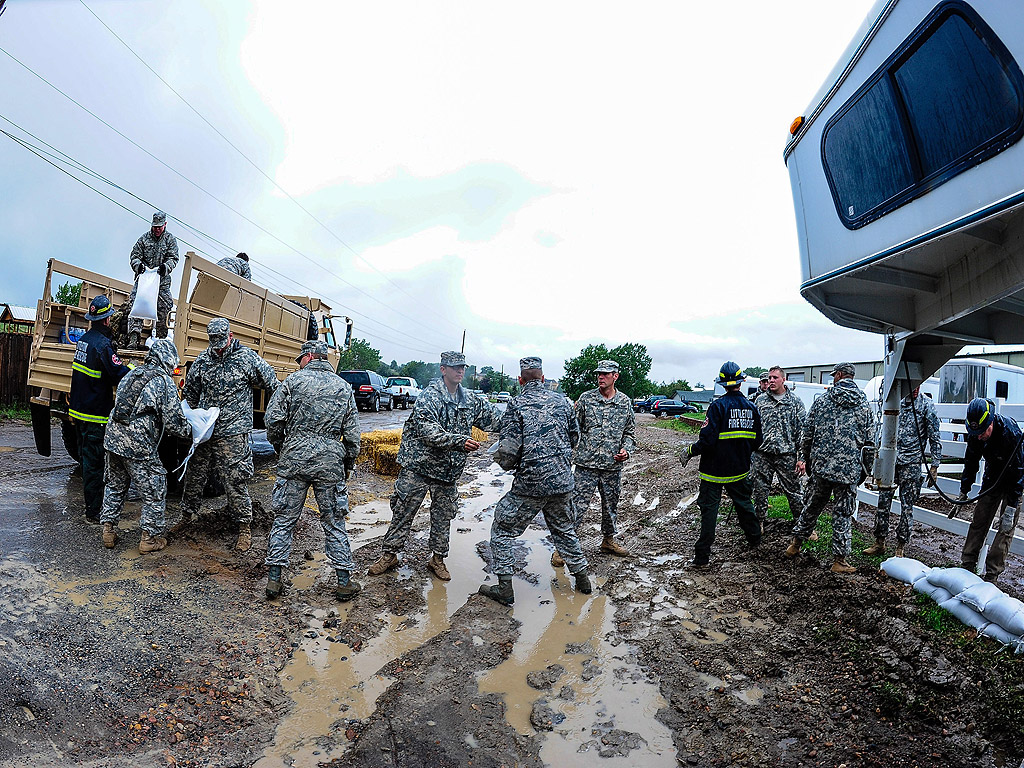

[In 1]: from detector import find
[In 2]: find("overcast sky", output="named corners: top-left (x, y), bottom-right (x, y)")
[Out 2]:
top-left (0, 0), bottom-right (883, 387)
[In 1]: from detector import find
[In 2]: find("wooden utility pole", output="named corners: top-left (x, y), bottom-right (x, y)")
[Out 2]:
top-left (461, 330), bottom-right (466, 354)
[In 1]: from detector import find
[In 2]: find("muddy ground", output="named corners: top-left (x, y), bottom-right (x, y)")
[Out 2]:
top-left (3, 411), bottom-right (1024, 767)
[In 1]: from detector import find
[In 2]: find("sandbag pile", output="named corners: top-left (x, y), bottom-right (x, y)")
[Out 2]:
top-left (358, 429), bottom-right (402, 466)
top-left (881, 557), bottom-right (1024, 652)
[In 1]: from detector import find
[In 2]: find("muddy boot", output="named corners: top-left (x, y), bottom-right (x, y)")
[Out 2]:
top-left (574, 571), bottom-right (593, 594)
top-left (550, 550), bottom-right (565, 568)
top-left (479, 576), bottom-right (514, 606)
top-left (427, 553), bottom-right (451, 581)
top-left (862, 539), bottom-right (886, 556)
top-left (600, 536), bottom-right (630, 557)
top-left (102, 522), bottom-right (118, 549)
top-left (127, 331), bottom-right (141, 350)
top-left (168, 513), bottom-right (195, 536)
top-left (335, 570), bottom-right (362, 602)
top-left (368, 552), bottom-right (399, 576)
top-left (894, 543), bottom-right (906, 558)
top-left (139, 531), bottom-right (167, 553)
top-left (784, 537), bottom-right (803, 558)
top-left (830, 557), bottom-right (856, 574)
top-left (266, 565), bottom-right (285, 600)
top-left (235, 523), bottom-right (252, 553)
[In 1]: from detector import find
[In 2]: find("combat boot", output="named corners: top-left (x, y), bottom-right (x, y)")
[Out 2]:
top-left (427, 553), bottom-right (451, 581)
top-left (368, 552), bottom-right (399, 576)
top-left (266, 565), bottom-right (285, 600)
top-left (102, 522), bottom-right (118, 549)
top-left (235, 523), bottom-right (252, 553)
top-left (168, 513), bottom-right (195, 536)
top-left (335, 570), bottom-right (362, 602)
top-left (784, 537), bottom-right (803, 558)
top-left (862, 539), bottom-right (886, 556)
top-left (574, 571), bottom-right (593, 595)
top-left (139, 531), bottom-right (167, 553)
top-left (600, 536), bottom-right (630, 557)
top-left (831, 557), bottom-right (856, 574)
top-left (479, 576), bottom-right (514, 606)
top-left (550, 550), bottom-right (565, 568)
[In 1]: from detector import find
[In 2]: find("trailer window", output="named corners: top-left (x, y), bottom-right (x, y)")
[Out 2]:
top-left (822, 3), bottom-right (1024, 229)
top-left (996, 380), bottom-right (1009, 399)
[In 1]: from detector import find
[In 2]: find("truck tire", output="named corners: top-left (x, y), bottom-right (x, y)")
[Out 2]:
top-left (61, 418), bottom-right (81, 463)
top-left (31, 402), bottom-right (52, 457)
top-left (385, 396), bottom-right (393, 411)
top-left (400, 397), bottom-right (407, 410)
top-left (371, 394), bottom-right (380, 413)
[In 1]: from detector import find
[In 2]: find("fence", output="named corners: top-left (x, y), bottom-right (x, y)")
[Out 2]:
top-left (0, 332), bottom-right (32, 407)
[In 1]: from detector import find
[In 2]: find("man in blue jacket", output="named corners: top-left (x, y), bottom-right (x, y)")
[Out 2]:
top-left (679, 362), bottom-right (763, 567)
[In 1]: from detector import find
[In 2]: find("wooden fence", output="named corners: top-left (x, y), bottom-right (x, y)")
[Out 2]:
top-left (0, 332), bottom-right (32, 406)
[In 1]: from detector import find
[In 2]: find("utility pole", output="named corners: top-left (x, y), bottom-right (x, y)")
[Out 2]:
top-left (461, 330), bottom-right (466, 354)
top-left (500, 364), bottom-right (504, 391)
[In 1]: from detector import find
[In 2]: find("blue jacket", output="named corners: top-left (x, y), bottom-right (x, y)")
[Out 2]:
top-left (961, 414), bottom-right (1024, 505)
top-left (69, 325), bottom-right (131, 424)
top-left (687, 390), bottom-right (763, 483)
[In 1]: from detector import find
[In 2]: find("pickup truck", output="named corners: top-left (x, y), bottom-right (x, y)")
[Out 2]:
top-left (384, 376), bottom-right (421, 409)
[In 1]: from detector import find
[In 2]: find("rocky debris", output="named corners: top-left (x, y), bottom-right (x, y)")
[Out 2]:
top-left (530, 699), bottom-right (560, 731)
top-left (557, 685), bottom-right (575, 701)
top-left (526, 664), bottom-right (565, 690)
top-left (597, 728), bottom-right (646, 758)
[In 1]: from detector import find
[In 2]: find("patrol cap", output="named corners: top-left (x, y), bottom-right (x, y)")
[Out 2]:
top-left (152, 211), bottom-right (167, 227)
top-left (830, 361), bottom-right (856, 377)
top-left (147, 338), bottom-right (180, 373)
top-left (83, 295), bottom-right (114, 321)
top-left (966, 397), bottom-right (994, 436)
top-left (440, 351), bottom-right (467, 367)
top-left (207, 318), bottom-right (230, 345)
top-left (759, 372), bottom-right (770, 382)
top-left (520, 356), bottom-right (542, 371)
top-left (296, 339), bottom-right (328, 362)
top-left (594, 360), bottom-right (619, 374)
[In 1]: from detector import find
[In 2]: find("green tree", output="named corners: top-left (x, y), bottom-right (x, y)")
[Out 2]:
top-left (561, 343), bottom-right (653, 401)
top-left (55, 281), bottom-right (82, 306)
top-left (744, 365), bottom-right (767, 377)
top-left (658, 378), bottom-right (692, 395)
top-left (336, 338), bottom-right (382, 372)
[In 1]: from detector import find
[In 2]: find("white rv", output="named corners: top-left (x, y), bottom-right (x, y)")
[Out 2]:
top-left (939, 359), bottom-right (1024, 403)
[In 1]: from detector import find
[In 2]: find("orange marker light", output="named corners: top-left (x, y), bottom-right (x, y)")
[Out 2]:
top-left (789, 115), bottom-right (805, 136)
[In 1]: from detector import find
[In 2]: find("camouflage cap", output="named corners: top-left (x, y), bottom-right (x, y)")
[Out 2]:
top-left (594, 360), bottom-right (619, 374)
top-left (207, 318), bottom-right (230, 345)
top-left (759, 372), bottom-right (770, 382)
top-left (520, 356), bottom-right (542, 371)
top-left (152, 211), bottom-right (167, 227)
top-left (296, 339), bottom-right (329, 362)
top-left (830, 361), bottom-right (856, 377)
top-left (147, 338), bottom-right (180, 373)
top-left (440, 351), bottom-right (467, 367)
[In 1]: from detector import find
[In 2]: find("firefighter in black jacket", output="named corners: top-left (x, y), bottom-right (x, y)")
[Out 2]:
top-left (69, 295), bottom-right (132, 522)
top-left (679, 362), bottom-right (763, 567)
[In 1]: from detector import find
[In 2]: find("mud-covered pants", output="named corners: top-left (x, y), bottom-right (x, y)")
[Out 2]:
top-left (694, 477), bottom-right (761, 562)
top-left (962, 488), bottom-right (1020, 582)
top-left (572, 466), bottom-right (622, 537)
top-left (381, 467), bottom-right (459, 557)
top-left (179, 434), bottom-right (254, 523)
top-left (874, 463), bottom-right (924, 545)
top-left (750, 451), bottom-right (802, 522)
top-left (490, 491), bottom-right (588, 576)
top-left (127, 274), bottom-right (173, 337)
top-left (101, 453), bottom-right (168, 535)
top-left (792, 476), bottom-right (856, 558)
top-left (75, 420), bottom-right (106, 520)
top-left (265, 476), bottom-right (354, 571)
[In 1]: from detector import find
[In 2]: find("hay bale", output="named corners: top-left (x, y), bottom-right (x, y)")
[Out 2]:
top-left (472, 426), bottom-right (489, 442)
top-left (358, 429), bottom-right (403, 464)
top-left (373, 444), bottom-right (401, 476)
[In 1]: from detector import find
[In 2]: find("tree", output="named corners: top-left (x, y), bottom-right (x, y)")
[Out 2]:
top-left (561, 343), bottom-right (653, 401)
top-left (336, 338), bottom-right (382, 372)
top-left (55, 281), bottom-right (82, 306)
top-left (744, 365), bottom-right (767, 377)
top-left (658, 379), bottom-right (692, 395)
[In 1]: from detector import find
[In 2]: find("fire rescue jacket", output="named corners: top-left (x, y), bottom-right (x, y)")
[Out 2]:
top-left (68, 325), bottom-right (131, 424)
top-left (687, 389), bottom-right (763, 483)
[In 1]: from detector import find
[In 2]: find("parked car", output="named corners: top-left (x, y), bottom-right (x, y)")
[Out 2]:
top-left (495, 391), bottom-right (512, 403)
top-left (651, 399), bottom-right (699, 418)
top-left (338, 370), bottom-right (394, 412)
top-left (384, 376), bottom-right (421, 409)
top-left (634, 395), bottom-right (669, 413)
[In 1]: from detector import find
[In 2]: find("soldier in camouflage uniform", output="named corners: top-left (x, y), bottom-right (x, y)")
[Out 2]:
top-left (216, 252), bottom-right (252, 281)
top-left (173, 318), bottom-right (280, 552)
top-left (100, 339), bottom-right (192, 553)
top-left (785, 362), bottom-right (873, 573)
top-left (480, 357), bottom-right (591, 606)
top-left (127, 211), bottom-right (179, 348)
top-left (863, 387), bottom-right (942, 558)
top-left (552, 359), bottom-right (636, 566)
top-left (751, 366), bottom-right (806, 531)
top-left (264, 340), bottom-right (362, 601)
top-left (751, 372), bottom-right (770, 403)
top-left (368, 351), bottom-right (502, 580)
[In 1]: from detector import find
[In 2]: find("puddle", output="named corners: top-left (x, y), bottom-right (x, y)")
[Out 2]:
top-left (650, 553), bottom-right (685, 566)
top-left (731, 686), bottom-right (764, 705)
top-left (644, 496), bottom-right (660, 512)
top-left (632, 491), bottom-right (646, 507)
top-left (656, 492), bottom-right (698, 523)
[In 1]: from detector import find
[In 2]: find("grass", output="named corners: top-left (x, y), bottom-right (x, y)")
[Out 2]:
top-left (0, 403), bottom-right (31, 422)
top-left (647, 418), bottom-right (701, 435)
top-left (766, 493), bottom-right (886, 568)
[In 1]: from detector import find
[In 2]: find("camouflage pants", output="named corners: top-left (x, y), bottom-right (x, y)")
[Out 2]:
top-left (750, 451), bottom-right (802, 522)
top-left (265, 476), bottom-right (354, 571)
top-left (127, 274), bottom-right (173, 336)
top-left (180, 434), bottom-right (254, 523)
top-left (792, 476), bottom-right (857, 558)
top-left (381, 468), bottom-right (459, 557)
top-left (572, 466), bottom-right (622, 537)
top-left (874, 463), bottom-right (924, 544)
top-left (962, 489), bottom-right (1019, 582)
top-left (101, 453), bottom-right (168, 535)
top-left (490, 491), bottom-right (588, 576)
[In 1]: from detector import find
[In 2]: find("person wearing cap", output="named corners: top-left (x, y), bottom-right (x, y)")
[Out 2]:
top-left (785, 362), bottom-right (872, 574)
top-left (368, 350), bottom-right (502, 580)
top-left (958, 397), bottom-right (1024, 583)
top-left (68, 294), bottom-right (133, 523)
top-left (751, 372), bottom-right (770, 403)
top-left (263, 340), bottom-right (362, 601)
top-left (862, 385), bottom-right (942, 558)
top-left (480, 357), bottom-right (591, 605)
top-left (99, 339), bottom-right (192, 553)
top-left (551, 359), bottom-right (636, 566)
top-left (126, 211), bottom-right (179, 348)
top-left (216, 252), bottom-right (252, 282)
top-left (173, 318), bottom-right (280, 552)
top-left (751, 365), bottom-right (806, 533)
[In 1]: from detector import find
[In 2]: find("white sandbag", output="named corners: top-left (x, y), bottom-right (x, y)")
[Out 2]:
top-left (980, 622), bottom-right (1024, 653)
top-left (880, 556), bottom-right (931, 585)
top-left (981, 595), bottom-right (1024, 637)
top-left (957, 582), bottom-right (1005, 612)
top-left (913, 579), bottom-right (953, 604)
top-left (129, 268), bottom-right (160, 321)
top-left (174, 402), bottom-right (219, 480)
top-left (938, 597), bottom-right (990, 630)
top-left (926, 567), bottom-right (984, 596)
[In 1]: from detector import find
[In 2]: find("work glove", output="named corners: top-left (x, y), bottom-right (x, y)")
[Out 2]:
top-left (679, 448), bottom-right (692, 468)
top-left (957, 491), bottom-right (970, 502)
top-left (1000, 506), bottom-right (1018, 534)
top-left (927, 467), bottom-right (938, 486)
top-left (344, 457), bottom-right (355, 481)
top-left (134, 264), bottom-right (145, 276)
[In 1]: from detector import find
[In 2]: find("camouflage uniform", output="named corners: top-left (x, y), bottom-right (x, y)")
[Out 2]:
top-left (179, 319), bottom-right (280, 525)
top-left (101, 340), bottom-right (192, 535)
top-left (381, 368), bottom-right (501, 557)
top-left (751, 389), bottom-right (806, 522)
top-left (127, 217), bottom-right (179, 338)
top-left (874, 394), bottom-right (942, 545)
top-left (572, 387), bottom-right (636, 536)
top-left (792, 379), bottom-right (873, 557)
top-left (489, 376), bottom-right (587, 576)
top-left (216, 255), bottom-right (252, 281)
top-left (264, 344), bottom-right (361, 571)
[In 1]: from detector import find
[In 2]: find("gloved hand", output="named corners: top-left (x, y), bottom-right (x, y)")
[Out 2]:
top-left (134, 264), bottom-right (145, 276)
top-left (679, 448), bottom-right (692, 468)
top-left (957, 491), bottom-right (970, 502)
top-left (928, 466), bottom-right (939, 486)
top-left (1000, 505), bottom-right (1018, 534)
top-left (344, 457), bottom-right (355, 481)
top-left (158, 264), bottom-right (167, 278)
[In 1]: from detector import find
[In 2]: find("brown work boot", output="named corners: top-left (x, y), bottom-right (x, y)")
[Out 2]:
top-left (235, 523), bottom-right (252, 552)
top-left (894, 544), bottom-right (905, 558)
top-left (551, 550), bottom-right (565, 568)
top-left (102, 522), bottom-right (118, 549)
top-left (168, 513), bottom-right (194, 536)
top-left (427, 553), bottom-right (451, 581)
top-left (784, 537), bottom-right (802, 558)
top-left (368, 552), bottom-right (399, 576)
top-left (600, 536), bottom-right (630, 557)
top-left (862, 539), bottom-right (886, 556)
top-left (831, 557), bottom-right (856, 574)
top-left (139, 531), bottom-right (167, 553)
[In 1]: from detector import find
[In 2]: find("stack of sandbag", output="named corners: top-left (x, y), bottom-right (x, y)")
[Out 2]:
top-left (880, 557), bottom-right (1024, 652)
